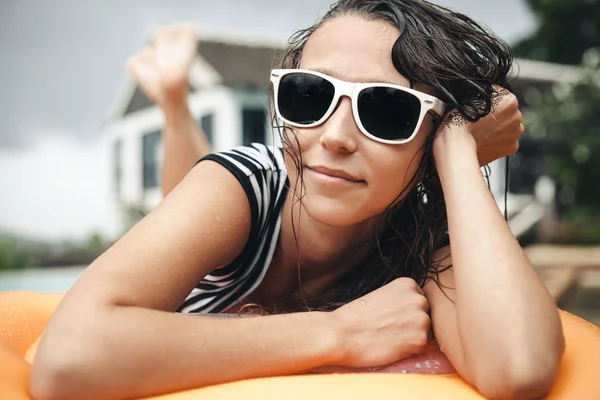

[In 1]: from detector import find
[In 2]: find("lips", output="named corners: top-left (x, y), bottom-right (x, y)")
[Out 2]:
top-left (308, 166), bottom-right (364, 182)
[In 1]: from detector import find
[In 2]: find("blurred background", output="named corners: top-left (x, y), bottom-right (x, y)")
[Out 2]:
top-left (1, 0), bottom-right (599, 324)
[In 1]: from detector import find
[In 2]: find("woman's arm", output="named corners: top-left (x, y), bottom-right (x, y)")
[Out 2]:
top-left (127, 24), bottom-right (212, 197)
top-left (30, 161), bottom-right (337, 400)
top-left (161, 105), bottom-right (211, 195)
top-left (424, 128), bottom-right (564, 399)
top-left (32, 300), bottom-right (336, 400)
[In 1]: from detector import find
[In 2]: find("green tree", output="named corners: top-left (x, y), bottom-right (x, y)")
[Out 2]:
top-left (514, 0), bottom-right (600, 65)
top-left (84, 231), bottom-right (109, 256)
top-left (0, 237), bottom-right (35, 271)
top-left (514, 1), bottom-right (600, 242)
top-left (522, 49), bottom-right (600, 241)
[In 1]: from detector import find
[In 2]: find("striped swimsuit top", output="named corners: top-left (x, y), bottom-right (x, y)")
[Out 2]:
top-left (177, 144), bottom-right (289, 314)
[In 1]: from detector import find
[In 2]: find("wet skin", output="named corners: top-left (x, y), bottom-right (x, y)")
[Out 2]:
top-left (213, 312), bottom-right (456, 375)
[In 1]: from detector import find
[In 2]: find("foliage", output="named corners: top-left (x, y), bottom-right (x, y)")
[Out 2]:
top-left (0, 231), bottom-right (113, 271)
top-left (513, 0), bottom-right (600, 244)
top-left (84, 232), bottom-right (109, 256)
top-left (522, 49), bottom-right (600, 241)
top-left (513, 0), bottom-right (600, 65)
top-left (0, 237), bottom-right (35, 271)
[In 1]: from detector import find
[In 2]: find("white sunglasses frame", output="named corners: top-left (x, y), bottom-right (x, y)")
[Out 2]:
top-left (270, 68), bottom-right (448, 145)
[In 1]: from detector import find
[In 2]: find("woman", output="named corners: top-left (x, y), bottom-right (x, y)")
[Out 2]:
top-left (30, 1), bottom-right (564, 400)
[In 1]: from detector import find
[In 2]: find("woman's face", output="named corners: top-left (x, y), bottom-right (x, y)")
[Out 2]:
top-left (285, 15), bottom-right (435, 227)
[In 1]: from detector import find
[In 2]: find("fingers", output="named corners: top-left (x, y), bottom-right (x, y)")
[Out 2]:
top-left (154, 25), bottom-right (198, 53)
top-left (390, 278), bottom-right (430, 317)
top-left (393, 277), bottom-right (426, 297)
top-left (126, 47), bottom-right (155, 74)
top-left (126, 23), bottom-right (198, 106)
top-left (153, 24), bottom-right (198, 85)
top-left (511, 138), bottom-right (520, 153)
top-left (152, 23), bottom-right (197, 46)
top-left (393, 278), bottom-right (431, 351)
top-left (333, 277), bottom-right (433, 367)
top-left (404, 311), bottom-right (431, 354)
top-left (427, 326), bottom-right (435, 342)
top-left (126, 47), bottom-right (162, 104)
top-left (492, 84), bottom-right (510, 94)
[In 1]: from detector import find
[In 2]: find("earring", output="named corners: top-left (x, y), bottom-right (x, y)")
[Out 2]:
top-left (416, 181), bottom-right (429, 204)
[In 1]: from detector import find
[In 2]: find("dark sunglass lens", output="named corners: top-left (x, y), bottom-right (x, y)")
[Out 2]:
top-left (277, 73), bottom-right (335, 124)
top-left (358, 87), bottom-right (421, 141)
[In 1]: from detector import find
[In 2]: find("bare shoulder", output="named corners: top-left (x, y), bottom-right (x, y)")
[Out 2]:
top-left (62, 160), bottom-right (252, 312)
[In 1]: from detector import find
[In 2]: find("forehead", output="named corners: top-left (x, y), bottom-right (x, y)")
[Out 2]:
top-left (300, 15), bottom-right (409, 87)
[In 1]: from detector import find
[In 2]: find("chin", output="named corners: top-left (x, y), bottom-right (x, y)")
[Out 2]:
top-left (300, 196), bottom-right (372, 227)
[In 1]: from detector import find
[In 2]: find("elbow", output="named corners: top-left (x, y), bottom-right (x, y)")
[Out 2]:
top-left (30, 367), bottom-right (72, 400)
top-left (30, 361), bottom-right (72, 400)
top-left (470, 317), bottom-right (566, 400)
top-left (474, 343), bottom-right (564, 400)
top-left (30, 342), bottom-right (94, 400)
top-left (476, 366), bottom-right (559, 400)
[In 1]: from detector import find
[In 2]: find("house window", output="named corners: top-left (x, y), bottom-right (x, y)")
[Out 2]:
top-left (242, 108), bottom-right (266, 145)
top-left (113, 140), bottom-right (122, 196)
top-left (200, 114), bottom-right (214, 144)
top-left (142, 131), bottom-right (162, 189)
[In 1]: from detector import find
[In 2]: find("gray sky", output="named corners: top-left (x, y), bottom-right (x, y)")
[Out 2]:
top-left (0, 0), bottom-right (536, 241)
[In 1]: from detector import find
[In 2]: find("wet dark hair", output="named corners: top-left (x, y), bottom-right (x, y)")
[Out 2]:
top-left (269, 0), bottom-right (513, 312)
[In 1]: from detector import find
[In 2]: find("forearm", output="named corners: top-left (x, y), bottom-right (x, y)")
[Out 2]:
top-left (31, 306), bottom-right (338, 400)
top-left (434, 133), bottom-right (563, 386)
top-left (162, 106), bottom-right (212, 197)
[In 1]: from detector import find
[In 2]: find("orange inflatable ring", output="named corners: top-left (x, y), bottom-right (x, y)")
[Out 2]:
top-left (1, 291), bottom-right (599, 399)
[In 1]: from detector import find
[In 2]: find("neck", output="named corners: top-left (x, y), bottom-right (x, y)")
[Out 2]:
top-left (275, 191), bottom-right (380, 297)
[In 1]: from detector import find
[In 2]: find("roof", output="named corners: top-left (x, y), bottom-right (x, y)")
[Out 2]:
top-left (200, 41), bottom-right (282, 87)
top-left (512, 59), bottom-right (580, 84)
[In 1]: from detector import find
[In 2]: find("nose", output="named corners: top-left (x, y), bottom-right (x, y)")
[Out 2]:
top-left (318, 97), bottom-right (360, 153)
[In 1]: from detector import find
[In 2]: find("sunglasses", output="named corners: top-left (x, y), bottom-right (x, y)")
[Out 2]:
top-left (270, 69), bottom-right (447, 145)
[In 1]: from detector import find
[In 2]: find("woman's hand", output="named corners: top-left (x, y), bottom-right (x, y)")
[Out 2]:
top-left (440, 87), bottom-right (524, 166)
top-left (126, 24), bottom-right (197, 115)
top-left (330, 278), bottom-right (431, 369)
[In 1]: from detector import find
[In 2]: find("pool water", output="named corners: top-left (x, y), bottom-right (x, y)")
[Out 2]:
top-left (0, 266), bottom-right (85, 293)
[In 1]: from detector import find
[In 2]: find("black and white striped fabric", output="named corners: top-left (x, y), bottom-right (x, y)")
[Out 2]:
top-left (177, 144), bottom-right (289, 314)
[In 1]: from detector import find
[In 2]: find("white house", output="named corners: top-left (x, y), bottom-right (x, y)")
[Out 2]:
top-left (103, 32), bottom-right (580, 236)
top-left (103, 34), bottom-right (283, 230)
